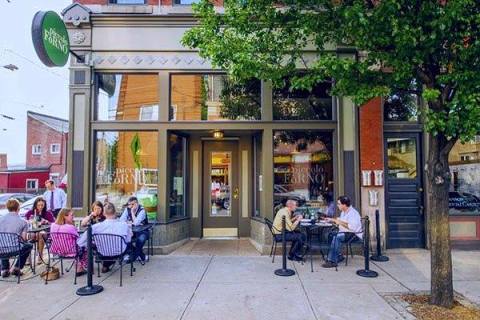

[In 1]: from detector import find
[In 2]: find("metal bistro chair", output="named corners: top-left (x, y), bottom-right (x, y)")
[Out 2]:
top-left (0, 232), bottom-right (31, 284)
top-left (44, 232), bottom-right (82, 285)
top-left (265, 218), bottom-right (294, 263)
top-left (92, 233), bottom-right (133, 287)
top-left (327, 217), bottom-right (366, 269)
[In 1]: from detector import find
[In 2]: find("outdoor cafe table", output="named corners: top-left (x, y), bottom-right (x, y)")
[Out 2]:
top-left (299, 221), bottom-right (334, 272)
top-left (27, 224), bottom-right (51, 274)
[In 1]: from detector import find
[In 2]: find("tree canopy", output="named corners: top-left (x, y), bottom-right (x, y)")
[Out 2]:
top-left (183, 0), bottom-right (480, 142)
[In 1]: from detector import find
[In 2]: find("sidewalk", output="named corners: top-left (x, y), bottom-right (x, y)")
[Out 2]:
top-left (0, 244), bottom-right (478, 320)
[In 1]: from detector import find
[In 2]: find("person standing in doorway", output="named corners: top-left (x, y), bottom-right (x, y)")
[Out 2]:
top-left (43, 179), bottom-right (67, 219)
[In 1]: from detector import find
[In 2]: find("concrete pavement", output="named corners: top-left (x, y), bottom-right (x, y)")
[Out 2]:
top-left (0, 240), bottom-right (478, 320)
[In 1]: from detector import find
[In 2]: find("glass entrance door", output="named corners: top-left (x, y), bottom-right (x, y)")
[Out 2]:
top-left (202, 141), bottom-right (239, 237)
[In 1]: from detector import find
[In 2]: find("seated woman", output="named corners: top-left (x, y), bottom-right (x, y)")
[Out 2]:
top-left (80, 201), bottom-right (106, 227)
top-left (50, 208), bottom-right (87, 276)
top-left (25, 197), bottom-right (54, 265)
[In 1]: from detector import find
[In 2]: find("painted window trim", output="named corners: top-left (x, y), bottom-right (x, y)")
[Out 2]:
top-left (32, 144), bottom-right (42, 155)
top-left (50, 143), bottom-right (61, 154)
top-left (26, 179), bottom-right (39, 190)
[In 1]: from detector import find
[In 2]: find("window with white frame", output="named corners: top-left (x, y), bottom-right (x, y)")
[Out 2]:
top-left (26, 179), bottom-right (38, 190)
top-left (50, 143), bottom-right (61, 154)
top-left (32, 144), bottom-right (42, 155)
top-left (139, 105), bottom-right (159, 121)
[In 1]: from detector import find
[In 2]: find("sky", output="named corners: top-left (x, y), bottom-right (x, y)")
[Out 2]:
top-left (0, 0), bottom-right (71, 166)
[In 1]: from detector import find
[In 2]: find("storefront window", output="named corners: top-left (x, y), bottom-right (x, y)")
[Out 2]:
top-left (253, 135), bottom-right (262, 217)
top-left (384, 91), bottom-right (418, 121)
top-left (96, 73), bottom-right (159, 121)
top-left (273, 131), bottom-right (334, 215)
top-left (169, 133), bottom-right (187, 218)
top-left (448, 136), bottom-right (480, 215)
top-left (170, 74), bottom-right (260, 121)
top-left (95, 131), bottom-right (158, 221)
top-left (273, 79), bottom-right (333, 121)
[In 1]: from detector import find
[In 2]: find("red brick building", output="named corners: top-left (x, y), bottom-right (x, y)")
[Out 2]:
top-left (0, 111), bottom-right (68, 193)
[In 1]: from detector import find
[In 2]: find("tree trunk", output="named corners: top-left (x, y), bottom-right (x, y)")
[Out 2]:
top-left (427, 133), bottom-right (455, 308)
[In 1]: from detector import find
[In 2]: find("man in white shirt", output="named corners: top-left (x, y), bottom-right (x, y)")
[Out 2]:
top-left (322, 195), bottom-right (363, 268)
top-left (78, 202), bottom-right (132, 273)
top-left (43, 179), bottom-right (67, 218)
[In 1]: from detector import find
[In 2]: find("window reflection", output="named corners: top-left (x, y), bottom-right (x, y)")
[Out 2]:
top-left (273, 79), bottom-right (333, 120)
top-left (448, 136), bottom-right (480, 215)
top-left (386, 138), bottom-right (417, 178)
top-left (384, 91), bottom-right (418, 121)
top-left (273, 131), bottom-right (334, 215)
top-left (95, 131), bottom-right (158, 221)
top-left (96, 74), bottom-right (159, 121)
top-left (170, 74), bottom-right (260, 121)
top-left (169, 134), bottom-right (187, 218)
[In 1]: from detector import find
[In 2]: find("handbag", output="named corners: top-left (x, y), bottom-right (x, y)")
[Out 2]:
top-left (40, 266), bottom-right (60, 281)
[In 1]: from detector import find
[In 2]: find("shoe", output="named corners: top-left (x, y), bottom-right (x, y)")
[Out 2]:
top-left (75, 270), bottom-right (87, 277)
top-left (1, 270), bottom-right (10, 278)
top-left (321, 261), bottom-right (338, 268)
top-left (287, 255), bottom-right (303, 262)
top-left (11, 268), bottom-right (24, 277)
top-left (101, 266), bottom-right (111, 273)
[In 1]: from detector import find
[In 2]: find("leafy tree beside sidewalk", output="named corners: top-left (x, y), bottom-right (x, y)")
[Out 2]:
top-left (183, 0), bottom-right (480, 308)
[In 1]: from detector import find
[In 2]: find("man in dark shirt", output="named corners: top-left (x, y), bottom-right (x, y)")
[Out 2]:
top-left (0, 199), bottom-right (33, 278)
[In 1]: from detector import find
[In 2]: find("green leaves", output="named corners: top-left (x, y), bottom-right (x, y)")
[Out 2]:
top-left (183, 0), bottom-right (480, 141)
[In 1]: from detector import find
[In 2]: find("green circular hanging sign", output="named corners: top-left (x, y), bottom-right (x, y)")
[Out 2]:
top-left (32, 11), bottom-right (70, 67)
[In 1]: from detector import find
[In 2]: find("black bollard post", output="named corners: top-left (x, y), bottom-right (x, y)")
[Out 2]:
top-left (274, 216), bottom-right (295, 277)
top-left (77, 222), bottom-right (104, 296)
top-left (356, 216), bottom-right (378, 278)
top-left (370, 209), bottom-right (389, 262)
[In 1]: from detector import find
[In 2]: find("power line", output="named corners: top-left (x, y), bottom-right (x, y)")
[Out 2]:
top-left (2, 48), bottom-right (69, 80)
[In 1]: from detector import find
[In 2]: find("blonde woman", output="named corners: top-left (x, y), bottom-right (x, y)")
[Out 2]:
top-left (50, 208), bottom-right (87, 276)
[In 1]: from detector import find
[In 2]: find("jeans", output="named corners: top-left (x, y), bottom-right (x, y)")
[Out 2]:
top-left (130, 231), bottom-right (149, 261)
top-left (1, 243), bottom-right (33, 270)
top-left (275, 231), bottom-right (306, 257)
top-left (327, 233), bottom-right (346, 263)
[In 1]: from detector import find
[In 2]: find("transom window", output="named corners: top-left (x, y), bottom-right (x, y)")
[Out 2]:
top-left (174, 0), bottom-right (200, 4)
top-left (109, 0), bottom-right (146, 4)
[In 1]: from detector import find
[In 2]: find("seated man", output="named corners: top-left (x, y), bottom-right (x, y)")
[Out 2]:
top-left (272, 199), bottom-right (305, 261)
top-left (0, 199), bottom-right (33, 278)
top-left (120, 196), bottom-right (149, 263)
top-left (78, 202), bottom-right (132, 273)
top-left (322, 195), bottom-right (363, 268)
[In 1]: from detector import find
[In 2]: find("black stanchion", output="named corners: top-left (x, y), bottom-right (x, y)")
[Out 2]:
top-left (370, 209), bottom-right (389, 262)
top-left (274, 216), bottom-right (295, 277)
top-left (77, 223), bottom-right (104, 296)
top-left (356, 216), bottom-right (379, 278)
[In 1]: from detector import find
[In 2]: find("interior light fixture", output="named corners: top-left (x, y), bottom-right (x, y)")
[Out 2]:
top-left (213, 130), bottom-right (224, 139)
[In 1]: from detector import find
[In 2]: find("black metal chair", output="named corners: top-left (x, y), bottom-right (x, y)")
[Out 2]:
top-left (0, 232), bottom-right (30, 284)
top-left (265, 218), bottom-right (294, 263)
top-left (92, 233), bottom-right (133, 287)
top-left (327, 217), bottom-right (366, 269)
top-left (43, 232), bottom-right (82, 285)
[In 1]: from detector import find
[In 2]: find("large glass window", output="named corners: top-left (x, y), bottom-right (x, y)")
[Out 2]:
top-left (95, 131), bottom-right (158, 221)
top-left (253, 135), bottom-right (262, 217)
top-left (170, 74), bottom-right (260, 121)
top-left (386, 138), bottom-right (417, 178)
top-left (384, 90), bottom-right (419, 122)
top-left (273, 79), bottom-right (333, 120)
top-left (448, 136), bottom-right (480, 215)
top-left (169, 133), bottom-right (187, 218)
top-left (96, 74), bottom-right (159, 121)
top-left (273, 131), bottom-right (334, 215)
